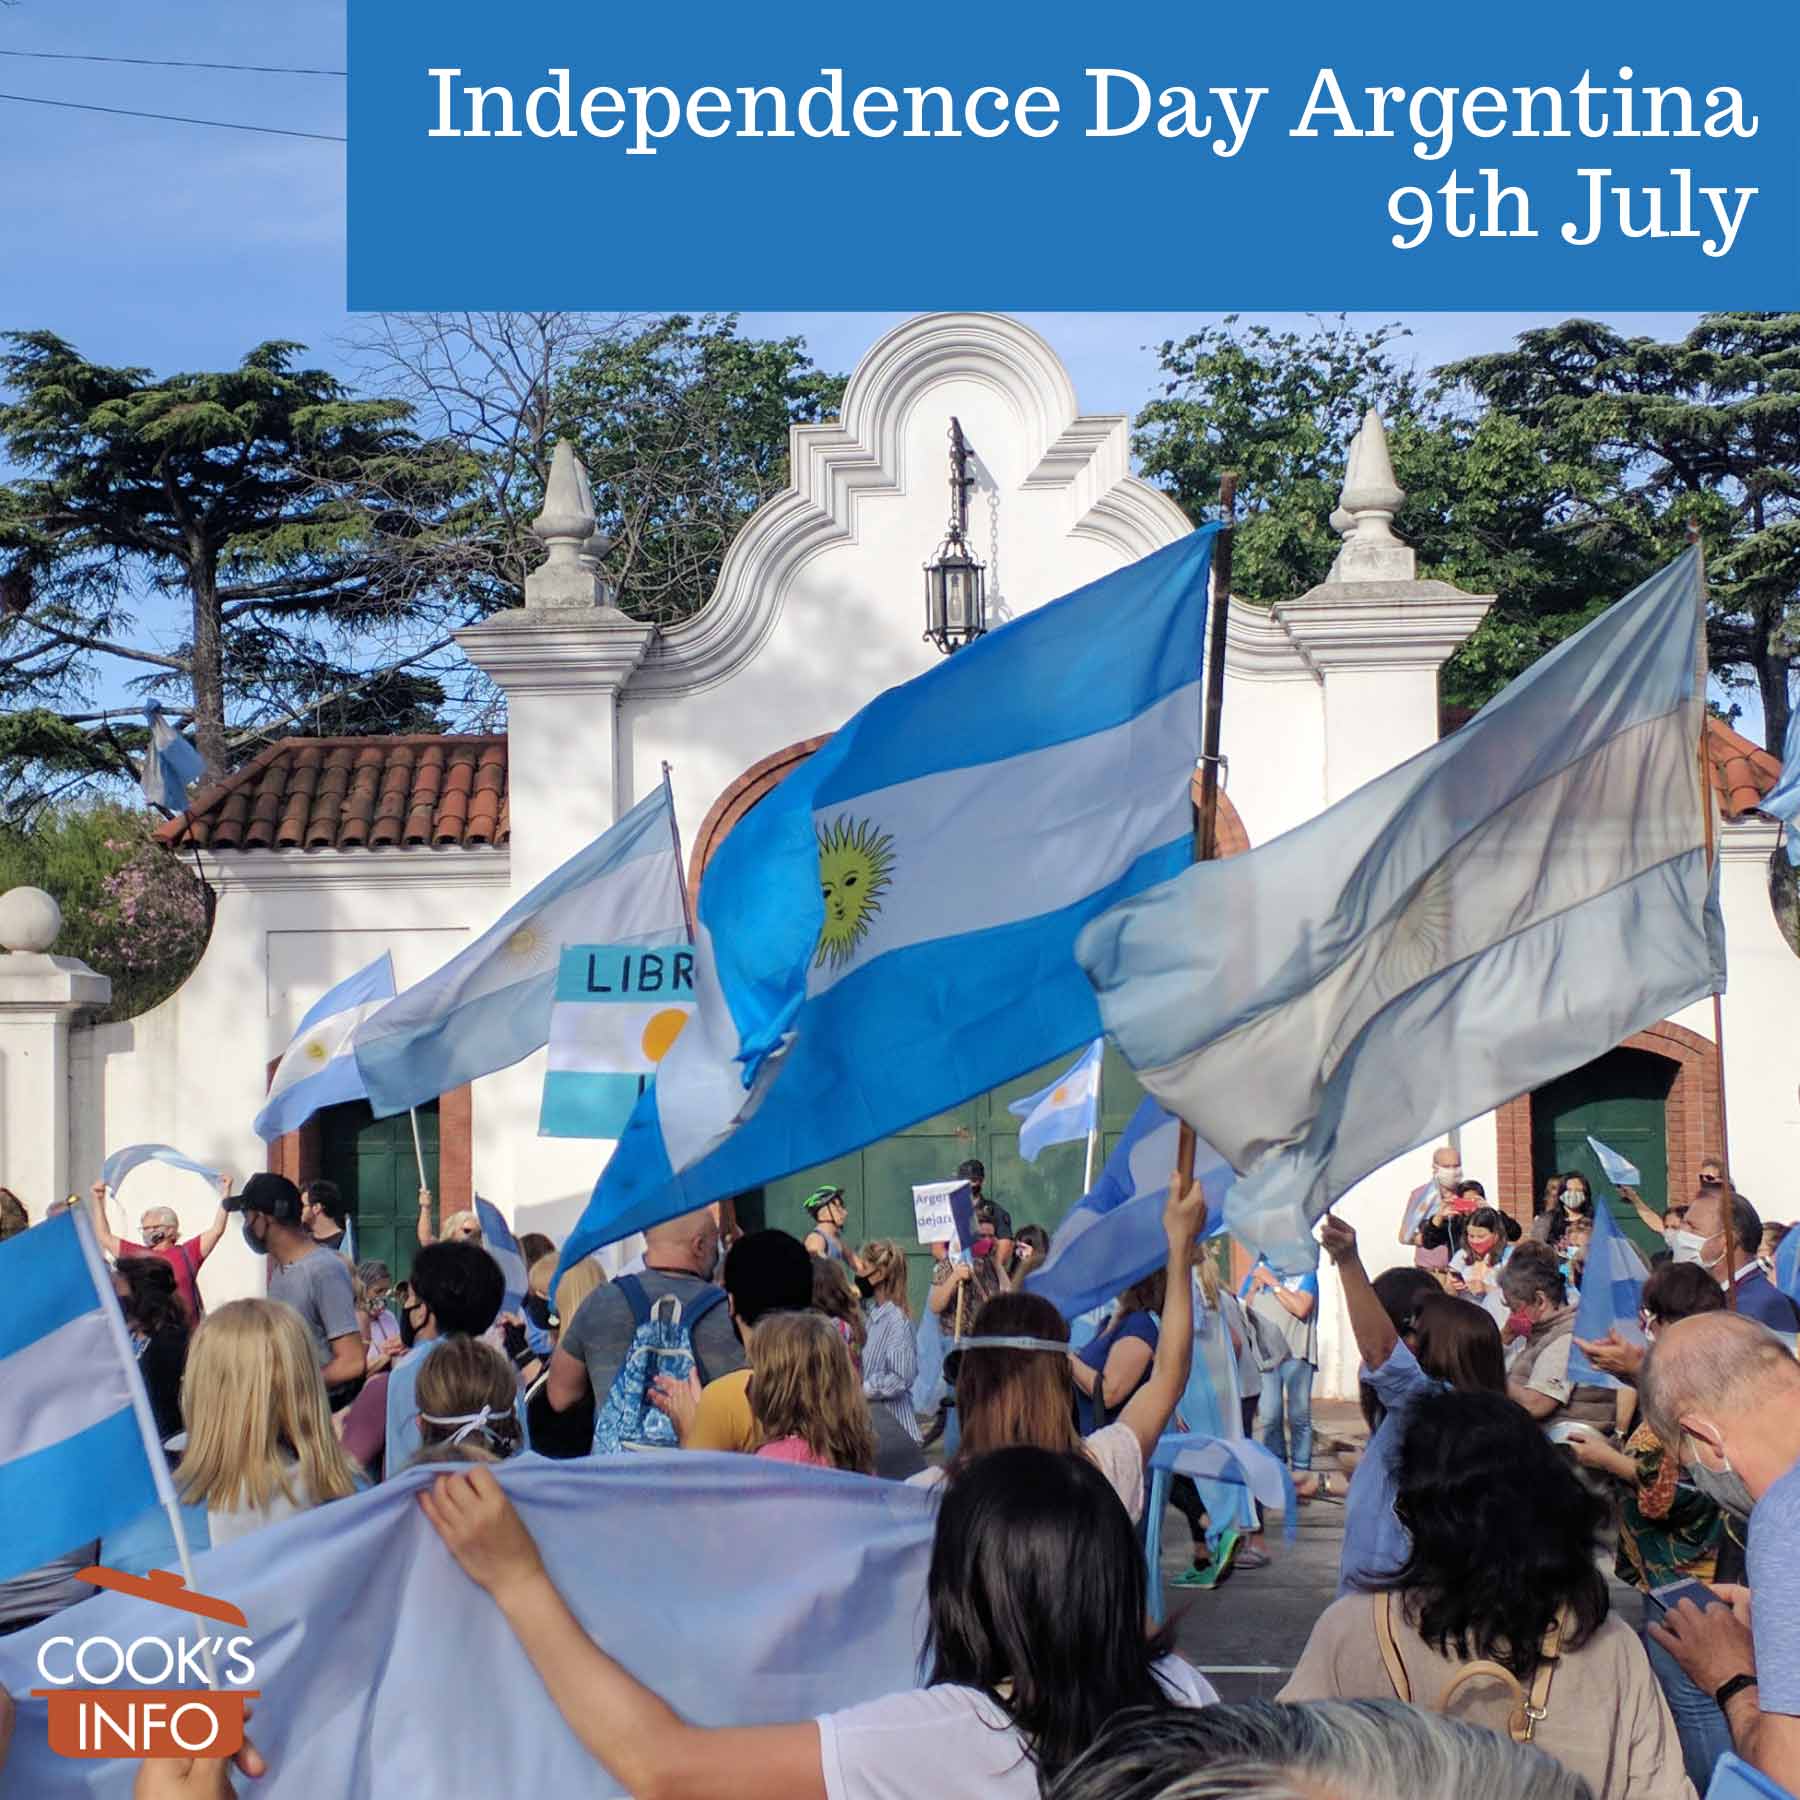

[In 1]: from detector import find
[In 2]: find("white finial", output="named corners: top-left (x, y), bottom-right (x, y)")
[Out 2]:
top-left (526, 441), bottom-right (603, 609)
top-left (0, 886), bottom-right (62, 954)
top-left (1326, 411), bottom-right (1415, 583)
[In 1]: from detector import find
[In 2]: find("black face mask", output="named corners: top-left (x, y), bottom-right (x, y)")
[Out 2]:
top-left (400, 1303), bottom-right (426, 1350)
top-left (240, 1216), bottom-right (267, 1255)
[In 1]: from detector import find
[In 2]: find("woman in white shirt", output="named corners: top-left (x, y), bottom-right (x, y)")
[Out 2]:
top-left (175, 1298), bottom-right (359, 1548)
top-left (421, 1442), bottom-right (1216, 1800)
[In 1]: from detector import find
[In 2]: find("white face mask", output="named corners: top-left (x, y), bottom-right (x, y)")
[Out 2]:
top-left (1666, 1228), bottom-right (1710, 1264)
top-left (1434, 1166), bottom-right (1463, 1191)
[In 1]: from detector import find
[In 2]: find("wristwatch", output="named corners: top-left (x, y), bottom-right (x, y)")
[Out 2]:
top-left (1714, 1672), bottom-right (1759, 1711)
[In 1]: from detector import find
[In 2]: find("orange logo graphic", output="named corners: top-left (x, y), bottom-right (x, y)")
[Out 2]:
top-left (30, 1567), bottom-right (258, 1759)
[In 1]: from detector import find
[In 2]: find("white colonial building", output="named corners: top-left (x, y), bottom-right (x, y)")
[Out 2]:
top-left (1, 311), bottom-right (1794, 1397)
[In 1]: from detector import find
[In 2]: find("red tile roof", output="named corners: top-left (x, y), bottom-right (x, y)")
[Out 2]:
top-left (1705, 717), bottom-right (1785, 822)
top-left (156, 736), bottom-right (508, 852)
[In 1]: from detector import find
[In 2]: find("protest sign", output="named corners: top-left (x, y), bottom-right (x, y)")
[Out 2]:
top-left (912, 1179), bottom-right (975, 1252)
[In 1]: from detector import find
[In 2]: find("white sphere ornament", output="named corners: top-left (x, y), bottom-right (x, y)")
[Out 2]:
top-left (0, 886), bottom-right (62, 954)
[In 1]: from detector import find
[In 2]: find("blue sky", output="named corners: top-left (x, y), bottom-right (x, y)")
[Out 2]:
top-left (4, 3), bottom-right (1760, 729)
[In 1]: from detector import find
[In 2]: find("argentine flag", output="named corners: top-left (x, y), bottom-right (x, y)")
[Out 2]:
top-left (558, 529), bottom-right (1217, 1271)
top-left (101, 1142), bottom-right (221, 1195)
top-left (1764, 697), bottom-right (1800, 868)
top-left (0, 1211), bottom-right (179, 1582)
top-left (139, 701), bottom-right (207, 812)
top-left (1586, 1135), bottom-right (1642, 1190)
top-left (354, 786), bottom-right (687, 1118)
top-left (1568, 1190), bottom-right (1652, 1388)
top-left (1080, 549), bottom-right (1726, 1272)
top-left (1009, 1040), bottom-right (1103, 1163)
top-left (255, 953), bottom-right (398, 1142)
top-left (475, 1195), bottom-right (529, 1314)
top-left (1025, 1097), bottom-right (1232, 1321)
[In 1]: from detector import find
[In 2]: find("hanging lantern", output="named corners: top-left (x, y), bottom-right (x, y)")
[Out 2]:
top-left (923, 417), bottom-right (988, 655)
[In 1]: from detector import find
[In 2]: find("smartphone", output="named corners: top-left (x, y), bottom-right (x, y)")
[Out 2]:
top-left (1647, 1577), bottom-right (1721, 1617)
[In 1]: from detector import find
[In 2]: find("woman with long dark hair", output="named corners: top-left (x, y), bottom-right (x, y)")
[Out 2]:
top-left (112, 1254), bottom-right (189, 1443)
top-left (1282, 1389), bottom-right (1689, 1799)
top-left (420, 1445), bottom-right (1216, 1799)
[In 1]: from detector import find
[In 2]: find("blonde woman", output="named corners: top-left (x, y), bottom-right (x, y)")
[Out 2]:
top-left (553, 1255), bottom-right (606, 1335)
top-left (747, 1311), bottom-right (877, 1473)
top-left (416, 1336), bottom-right (525, 1465)
top-left (176, 1299), bottom-right (359, 1548)
top-left (859, 1240), bottom-right (921, 1445)
top-left (415, 1183), bottom-right (484, 1248)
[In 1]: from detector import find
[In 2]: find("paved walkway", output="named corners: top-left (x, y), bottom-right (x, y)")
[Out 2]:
top-left (1164, 1399), bottom-right (1361, 1703)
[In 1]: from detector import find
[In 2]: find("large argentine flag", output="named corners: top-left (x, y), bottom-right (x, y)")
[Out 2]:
top-left (1765, 697), bottom-right (1800, 868)
top-left (1568, 1192), bottom-right (1652, 1388)
top-left (255, 953), bottom-right (398, 1142)
top-left (559, 529), bottom-right (1217, 1269)
top-left (0, 1211), bottom-right (177, 1582)
top-left (354, 786), bottom-right (687, 1118)
top-left (1026, 1096), bottom-right (1232, 1321)
top-left (1009, 1040), bottom-right (1103, 1164)
top-left (1080, 549), bottom-right (1727, 1272)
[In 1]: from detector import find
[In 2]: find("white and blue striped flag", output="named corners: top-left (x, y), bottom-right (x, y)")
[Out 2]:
top-left (474, 1195), bottom-right (528, 1314)
top-left (1024, 1096), bottom-right (1232, 1321)
top-left (554, 529), bottom-right (1218, 1272)
top-left (100, 1142), bottom-right (221, 1195)
top-left (1586, 1135), bottom-right (1642, 1190)
top-left (1568, 1192), bottom-right (1652, 1388)
top-left (1764, 697), bottom-right (1800, 868)
top-left (0, 1210), bottom-right (180, 1582)
top-left (139, 701), bottom-right (207, 812)
top-left (353, 786), bottom-right (687, 1118)
top-left (1009, 1040), bottom-right (1103, 1164)
top-left (254, 953), bottom-right (398, 1142)
top-left (1080, 549), bottom-right (1726, 1272)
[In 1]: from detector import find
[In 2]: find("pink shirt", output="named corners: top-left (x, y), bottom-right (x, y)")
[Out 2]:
top-left (118, 1236), bottom-right (208, 1325)
top-left (755, 1435), bottom-right (832, 1468)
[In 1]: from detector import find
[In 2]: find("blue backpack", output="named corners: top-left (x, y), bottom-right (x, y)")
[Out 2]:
top-left (592, 1276), bottom-right (728, 1454)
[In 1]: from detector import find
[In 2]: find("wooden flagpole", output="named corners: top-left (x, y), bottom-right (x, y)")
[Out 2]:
top-left (1690, 521), bottom-right (1738, 1307)
top-left (1177, 475), bottom-right (1239, 1184)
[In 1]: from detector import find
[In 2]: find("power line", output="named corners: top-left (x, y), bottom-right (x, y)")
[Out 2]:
top-left (0, 48), bottom-right (345, 77)
top-left (0, 91), bottom-right (344, 141)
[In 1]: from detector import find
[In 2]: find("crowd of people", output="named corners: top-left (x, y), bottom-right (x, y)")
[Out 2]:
top-left (1, 1144), bottom-right (1799, 1800)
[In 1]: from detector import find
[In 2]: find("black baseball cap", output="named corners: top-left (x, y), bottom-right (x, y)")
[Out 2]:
top-left (231, 1171), bottom-right (303, 1222)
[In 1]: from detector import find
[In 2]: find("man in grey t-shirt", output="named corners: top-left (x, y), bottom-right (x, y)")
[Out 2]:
top-left (236, 1172), bottom-right (363, 1397)
top-left (1643, 1311), bottom-right (1800, 1791)
top-left (547, 1207), bottom-right (745, 1418)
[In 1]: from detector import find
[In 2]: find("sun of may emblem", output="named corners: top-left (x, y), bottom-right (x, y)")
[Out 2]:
top-left (814, 814), bottom-right (897, 970)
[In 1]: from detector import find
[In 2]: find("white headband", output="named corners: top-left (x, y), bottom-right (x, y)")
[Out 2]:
top-left (948, 1335), bottom-right (1072, 1356)
top-left (420, 1404), bottom-right (502, 1448)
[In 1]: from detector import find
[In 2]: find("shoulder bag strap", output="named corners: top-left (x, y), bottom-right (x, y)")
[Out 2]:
top-left (1374, 1592), bottom-right (1412, 1704)
top-left (1438, 1614), bottom-right (1566, 1744)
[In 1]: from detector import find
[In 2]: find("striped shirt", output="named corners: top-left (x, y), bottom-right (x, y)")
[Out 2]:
top-left (861, 1300), bottom-right (921, 1444)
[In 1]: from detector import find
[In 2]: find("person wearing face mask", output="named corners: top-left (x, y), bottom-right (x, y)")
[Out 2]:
top-left (1567, 1262), bottom-right (1731, 1789)
top-left (1675, 1187), bottom-right (1800, 1333)
top-left (88, 1173), bottom-right (232, 1327)
top-left (1499, 1254), bottom-right (1616, 1436)
top-left (1405, 1147), bottom-right (1463, 1270)
top-left (1447, 1206), bottom-right (1515, 1330)
top-left (230, 1173), bottom-right (364, 1401)
top-left (1531, 1172), bottom-right (1593, 1250)
top-left (1640, 1311), bottom-right (1800, 1792)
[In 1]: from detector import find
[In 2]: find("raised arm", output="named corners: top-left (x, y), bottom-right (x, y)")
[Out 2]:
top-left (423, 1468), bottom-right (828, 1800)
top-left (417, 1186), bottom-right (436, 1248)
top-left (87, 1180), bottom-right (121, 1258)
top-left (1619, 1185), bottom-right (1665, 1240)
top-left (1115, 1172), bottom-right (1204, 1465)
top-left (195, 1173), bottom-right (233, 1259)
top-left (1318, 1215), bottom-right (1398, 1370)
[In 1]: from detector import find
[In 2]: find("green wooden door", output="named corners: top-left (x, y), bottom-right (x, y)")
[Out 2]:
top-left (1530, 1048), bottom-right (1672, 1260)
top-left (316, 1099), bottom-right (440, 1284)
top-left (763, 1044), bottom-right (1153, 1313)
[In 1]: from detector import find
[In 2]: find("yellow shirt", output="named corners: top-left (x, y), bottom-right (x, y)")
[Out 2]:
top-left (688, 1367), bottom-right (755, 1453)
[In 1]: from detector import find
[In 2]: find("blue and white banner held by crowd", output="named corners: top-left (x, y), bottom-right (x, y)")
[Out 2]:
top-left (557, 529), bottom-right (1218, 1272)
top-left (139, 700), bottom-right (207, 813)
top-left (1079, 548), bottom-right (1727, 1273)
top-left (100, 1141), bottom-right (221, 1196)
top-left (353, 785), bottom-right (688, 1119)
top-left (1008, 1039), bottom-right (1103, 1164)
top-left (254, 952), bottom-right (398, 1142)
top-left (1025, 1096), bottom-right (1231, 1323)
top-left (0, 1210), bottom-right (181, 1583)
top-left (1586, 1134), bottom-right (1642, 1190)
top-left (0, 1456), bottom-right (935, 1798)
top-left (539, 943), bottom-right (697, 1140)
top-left (1568, 1187), bottom-right (1652, 1389)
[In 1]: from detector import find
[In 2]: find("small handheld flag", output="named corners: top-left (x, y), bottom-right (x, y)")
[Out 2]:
top-left (474, 1196), bottom-right (529, 1314)
top-left (1568, 1194), bottom-right (1652, 1389)
top-left (1586, 1135), bottom-right (1642, 1189)
top-left (1008, 1040), bottom-right (1103, 1164)
top-left (255, 953), bottom-right (397, 1142)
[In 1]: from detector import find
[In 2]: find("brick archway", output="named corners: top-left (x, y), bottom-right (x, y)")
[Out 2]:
top-left (689, 736), bottom-right (1251, 901)
top-left (1494, 1019), bottom-right (1721, 1225)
